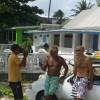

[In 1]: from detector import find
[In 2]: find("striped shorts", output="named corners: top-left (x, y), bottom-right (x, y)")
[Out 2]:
top-left (72, 77), bottom-right (88, 99)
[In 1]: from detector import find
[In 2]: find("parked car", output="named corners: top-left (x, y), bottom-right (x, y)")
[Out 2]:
top-left (26, 59), bottom-right (100, 100)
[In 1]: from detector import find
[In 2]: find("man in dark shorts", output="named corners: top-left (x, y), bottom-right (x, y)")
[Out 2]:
top-left (41, 46), bottom-right (68, 100)
top-left (8, 44), bottom-right (28, 100)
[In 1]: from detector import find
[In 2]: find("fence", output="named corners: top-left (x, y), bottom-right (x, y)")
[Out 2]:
top-left (0, 52), bottom-right (48, 73)
top-left (0, 52), bottom-right (74, 73)
top-left (0, 52), bottom-right (8, 72)
top-left (0, 44), bottom-right (12, 52)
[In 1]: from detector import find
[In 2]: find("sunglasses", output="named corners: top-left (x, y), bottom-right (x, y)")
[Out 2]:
top-left (75, 49), bottom-right (81, 52)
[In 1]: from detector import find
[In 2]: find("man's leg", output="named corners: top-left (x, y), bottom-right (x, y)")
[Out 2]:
top-left (16, 82), bottom-right (23, 100)
top-left (74, 77), bottom-right (88, 100)
top-left (75, 98), bottom-right (83, 100)
top-left (9, 82), bottom-right (18, 100)
top-left (74, 98), bottom-right (77, 100)
top-left (44, 76), bottom-right (50, 100)
top-left (9, 82), bottom-right (23, 100)
top-left (44, 95), bottom-right (52, 100)
top-left (44, 96), bottom-right (48, 100)
top-left (45, 77), bottom-right (59, 100)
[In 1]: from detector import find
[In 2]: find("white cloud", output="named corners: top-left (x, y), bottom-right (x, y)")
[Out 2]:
top-left (28, 0), bottom-right (96, 17)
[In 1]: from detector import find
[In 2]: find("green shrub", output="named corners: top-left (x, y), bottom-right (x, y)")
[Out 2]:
top-left (0, 84), bottom-right (13, 97)
top-left (0, 84), bottom-right (28, 100)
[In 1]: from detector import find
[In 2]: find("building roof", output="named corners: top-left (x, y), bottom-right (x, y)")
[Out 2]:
top-left (10, 26), bottom-right (39, 30)
top-left (24, 8), bottom-right (100, 34)
top-left (25, 28), bottom-right (100, 34)
top-left (63, 7), bottom-right (100, 31)
top-left (9, 24), bottom-right (61, 30)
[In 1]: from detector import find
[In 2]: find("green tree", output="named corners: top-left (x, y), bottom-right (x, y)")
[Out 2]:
top-left (53, 9), bottom-right (64, 19)
top-left (0, 0), bottom-right (44, 28)
top-left (53, 9), bottom-right (65, 24)
top-left (21, 37), bottom-right (33, 52)
top-left (96, 0), bottom-right (100, 6)
top-left (71, 0), bottom-right (94, 16)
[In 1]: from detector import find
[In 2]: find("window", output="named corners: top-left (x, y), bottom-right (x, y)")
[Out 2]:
top-left (0, 30), bottom-right (16, 43)
top-left (64, 34), bottom-right (73, 48)
top-left (93, 34), bottom-right (98, 50)
top-left (43, 35), bottom-right (47, 42)
top-left (54, 34), bottom-right (60, 46)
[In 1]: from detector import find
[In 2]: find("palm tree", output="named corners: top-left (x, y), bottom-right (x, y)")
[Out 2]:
top-left (48, 0), bottom-right (52, 23)
top-left (96, 0), bottom-right (100, 7)
top-left (53, 9), bottom-right (64, 24)
top-left (53, 9), bottom-right (64, 19)
top-left (71, 0), bottom-right (94, 16)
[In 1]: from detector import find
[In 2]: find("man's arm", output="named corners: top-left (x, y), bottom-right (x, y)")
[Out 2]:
top-left (59, 58), bottom-right (68, 83)
top-left (62, 58), bottom-right (68, 77)
top-left (20, 56), bottom-right (27, 67)
top-left (73, 56), bottom-right (77, 77)
top-left (20, 50), bottom-right (28, 67)
top-left (41, 56), bottom-right (48, 71)
top-left (73, 66), bottom-right (77, 77)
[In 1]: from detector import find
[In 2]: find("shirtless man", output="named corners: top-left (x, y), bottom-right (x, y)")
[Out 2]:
top-left (72, 46), bottom-right (94, 100)
top-left (42, 46), bottom-right (68, 100)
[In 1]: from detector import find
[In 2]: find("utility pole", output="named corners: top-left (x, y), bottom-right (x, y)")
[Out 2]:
top-left (48, 0), bottom-right (51, 23)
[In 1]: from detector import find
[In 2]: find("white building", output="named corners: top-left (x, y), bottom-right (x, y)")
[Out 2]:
top-left (63, 7), bottom-right (100, 51)
top-left (26, 8), bottom-right (100, 52)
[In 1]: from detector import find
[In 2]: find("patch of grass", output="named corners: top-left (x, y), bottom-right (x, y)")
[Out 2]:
top-left (23, 95), bottom-right (28, 100)
top-left (0, 84), bottom-right (13, 97)
top-left (0, 83), bottom-right (28, 100)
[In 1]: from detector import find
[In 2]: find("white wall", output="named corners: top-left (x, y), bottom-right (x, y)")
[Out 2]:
top-left (82, 34), bottom-right (93, 49)
top-left (98, 34), bottom-right (100, 50)
top-left (33, 33), bottom-right (50, 46)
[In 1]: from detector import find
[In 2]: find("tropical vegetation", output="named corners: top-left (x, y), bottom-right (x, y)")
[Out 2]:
top-left (71, 0), bottom-right (94, 16)
top-left (0, 0), bottom-right (44, 28)
top-left (53, 9), bottom-right (65, 24)
top-left (96, 0), bottom-right (100, 6)
top-left (0, 83), bottom-right (28, 100)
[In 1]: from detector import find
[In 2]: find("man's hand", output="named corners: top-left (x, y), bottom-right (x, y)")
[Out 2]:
top-left (59, 76), bottom-right (65, 84)
top-left (23, 50), bottom-right (28, 58)
top-left (87, 81), bottom-right (93, 90)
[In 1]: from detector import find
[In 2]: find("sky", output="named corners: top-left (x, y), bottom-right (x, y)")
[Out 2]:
top-left (28, 0), bottom-right (96, 17)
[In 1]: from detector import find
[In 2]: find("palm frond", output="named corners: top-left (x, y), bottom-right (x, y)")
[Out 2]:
top-left (71, 0), bottom-right (94, 16)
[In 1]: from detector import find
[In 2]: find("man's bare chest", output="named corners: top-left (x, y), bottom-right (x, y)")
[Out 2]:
top-left (75, 58), bottom-right (88, 67)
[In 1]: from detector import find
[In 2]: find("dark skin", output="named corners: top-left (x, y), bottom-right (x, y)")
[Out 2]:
top-left (42, 47), bottom-right (68, 100)
top-left (73, 46), bottom-right (93, 100)
top-left (42, 48), bottom-right (68, 77)
top-left (8, 45), bottom-right (28, 100)
top-left (13, 47), bottom-right (28, 67)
